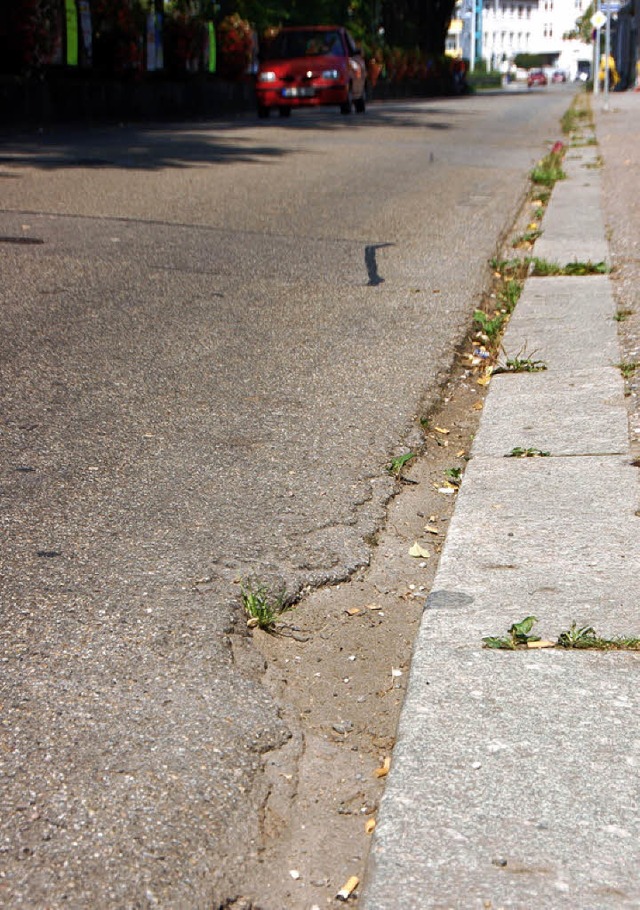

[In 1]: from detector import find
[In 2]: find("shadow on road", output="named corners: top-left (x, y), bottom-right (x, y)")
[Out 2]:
top-left (0, 92), bottom-right (547, 173)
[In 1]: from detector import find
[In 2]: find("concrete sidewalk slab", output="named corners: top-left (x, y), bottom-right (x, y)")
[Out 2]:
top-left (533, 175), bottom-right (609, 265)
top-left (472, 369), bottom-right (629, 456)
top-left (563, 147), bottom-right (601, 178)
top-left (424, 454), bottom-right (639, 629)
top-left (364, 647), bottom-right (639, 910)
top-left (501, 275), bottom-right (619, 373)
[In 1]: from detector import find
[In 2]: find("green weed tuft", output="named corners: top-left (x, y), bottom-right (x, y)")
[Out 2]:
top-left (505, 447), bottom-right (550, 458)
top-left (617, 360), bottom-right (639, 379)
top-left (483, 615), bottom-right (541, 650)
top-left (387, 451), bottom-right (417, 479)
top-left (241, 579), bottom-right (291, 631)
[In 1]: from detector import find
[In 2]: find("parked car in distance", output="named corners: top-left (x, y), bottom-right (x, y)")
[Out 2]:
top-left (255, 26), bottom-right (366, 118)
top-left (527, 69), bottom-right (548, 87)
top-left (551, 70), bottom-right (567, 83)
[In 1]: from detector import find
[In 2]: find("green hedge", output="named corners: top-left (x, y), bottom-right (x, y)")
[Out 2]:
top-left (467, 71), bottom-right (502, 89)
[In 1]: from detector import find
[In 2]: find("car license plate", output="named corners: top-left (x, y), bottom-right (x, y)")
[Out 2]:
top-left (282, 87), bottom-right (315, 98)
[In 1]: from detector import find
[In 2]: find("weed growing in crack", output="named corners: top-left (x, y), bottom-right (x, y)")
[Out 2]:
top-left (493, 348), bottom-right (547, 374)
top-left (241, 579), bottom-right (291, 631)
top-left (529, 258), bottom-right (609, 277)
top-left (505, 447), bottom-right (550, 458)
top-left (444, 466), bottom-right (462, 487)
top-left (482, 616), bottom-right (541, 650)
top-left (474, 309), bottom-right (507, 344)
top-left (562, 260), bottom-right (609, 275)
top-left (531, 147), bottom-right (566, 188)
top-left (561, 104), bottom-right (590, 135)
top-left (387, 451), bottom-right (417, 480)
top-left (617, 360), bottom-right (639, 379)
top-left (498, 278), bottom-right (523, 313)
top-left (490, 257), bottom-right (529, 280)
top-left (557, 622), bottom-right (640, 650)
top-left (483, 616), bottom-right (640, 651)
top-left (513, 228), bottom-right (543, 249)
top-left (614, 308), bottom-right (634, 322)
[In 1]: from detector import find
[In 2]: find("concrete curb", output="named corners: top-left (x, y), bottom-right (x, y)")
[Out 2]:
top-left (361, 134), bottom-right (640, 908)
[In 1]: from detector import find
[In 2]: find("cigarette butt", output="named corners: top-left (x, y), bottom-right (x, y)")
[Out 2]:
top-left (336, 876), bottom-right (359, 901)
top-left (365, 818), bottom-right (376, 835)
top-left (374, 756), bottom-right (391, 778)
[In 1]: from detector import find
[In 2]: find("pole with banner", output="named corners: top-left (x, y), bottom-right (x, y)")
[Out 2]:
top-left (65, 0), bottom-right (79, 67)
top-left (591, 6), bottom-right (606, 94)
top-left (208, 22), bottom-right (216, 73)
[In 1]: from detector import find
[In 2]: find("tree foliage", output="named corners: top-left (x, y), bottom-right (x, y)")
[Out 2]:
top-left (1, 0), bottom-right (457, 75)
top-left (563, 1), bottom-right (594, 42)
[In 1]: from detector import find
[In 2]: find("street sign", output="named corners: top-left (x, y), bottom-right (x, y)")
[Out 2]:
top-left (591, 10), bottom-right (607, 28)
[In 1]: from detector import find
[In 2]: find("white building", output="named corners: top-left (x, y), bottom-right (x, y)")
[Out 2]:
top-left (454, 0), bottom-right (592, 77)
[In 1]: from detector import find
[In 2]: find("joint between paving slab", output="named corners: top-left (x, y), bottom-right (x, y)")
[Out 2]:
top-left (473, 449), bottom-right (630, 460)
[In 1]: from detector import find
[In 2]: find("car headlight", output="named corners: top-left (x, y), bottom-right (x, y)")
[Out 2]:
top-left (258, 71), bottom-right (277, 82)
top-left (322, 69), bottom-right (340, 80)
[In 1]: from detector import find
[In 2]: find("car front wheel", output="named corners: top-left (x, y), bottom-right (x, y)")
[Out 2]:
top-left (340, 87), bottom-right (353, 115)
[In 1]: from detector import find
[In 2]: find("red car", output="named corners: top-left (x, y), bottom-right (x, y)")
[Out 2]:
top-left (256, 26), bottom-right (367, 118)
top-left (527, 69), bottom-right (548, 88)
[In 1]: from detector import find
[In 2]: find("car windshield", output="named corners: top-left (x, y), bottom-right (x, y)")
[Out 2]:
top-left (267, 30), bottom-right (345, 59)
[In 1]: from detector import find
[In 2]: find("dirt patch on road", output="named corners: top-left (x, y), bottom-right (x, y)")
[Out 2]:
top-left (219, 348), bottom-right (489, 910)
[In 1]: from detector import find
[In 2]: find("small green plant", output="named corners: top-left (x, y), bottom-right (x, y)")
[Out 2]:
top-left (617, 360), bottom-right (639, 379)
top-left (529, 258), bottom-right (609, 277)
top-left (572, 136), bottom-right (598, 147)
top-left (562, 260), bottom-right (609, 275)
top-left (506, 447), bottom-right (550, 458)
top-left (513, 228), bottom-right (543, 248)
top-left (241, 579), bottom-right (290, 631)
top-left (482, 615), bottom-right (541, 650)
top-left (444, 466), bottom-right (462, 487)
top-left (557, 622), bottom-right (640, 650)
top-left (493, 348), bottom-right (547, 374)
top-left (387, 451), bottom-right (416, 479)
top-left (491, 257), bottom-right (530, 280)
top-left (561, 98), bottom-right (592, 136)
top-left (484, 618), bottom-right (640, 651)
top-left (530, 151), bottom-right (566, 188)
top-left (561, 108), bottom-right (578, 134)
top-left (498, 278), bottom-right (523, 313)
top-left (529, 257), bottom-right (562, 276)
top-left (530, 188), bottom-right (551, 206)
top-left (613, 308), bottom-right (634, 322)
top-left (474, 309), bottom-right (507, 343)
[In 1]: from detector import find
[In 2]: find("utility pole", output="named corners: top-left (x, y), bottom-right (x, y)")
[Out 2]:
top-left (591, 3), bottom-right (605, 95)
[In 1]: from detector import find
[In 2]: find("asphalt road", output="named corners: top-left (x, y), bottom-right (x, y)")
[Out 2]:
top-left (1, 87), bottom-right (572, 906)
